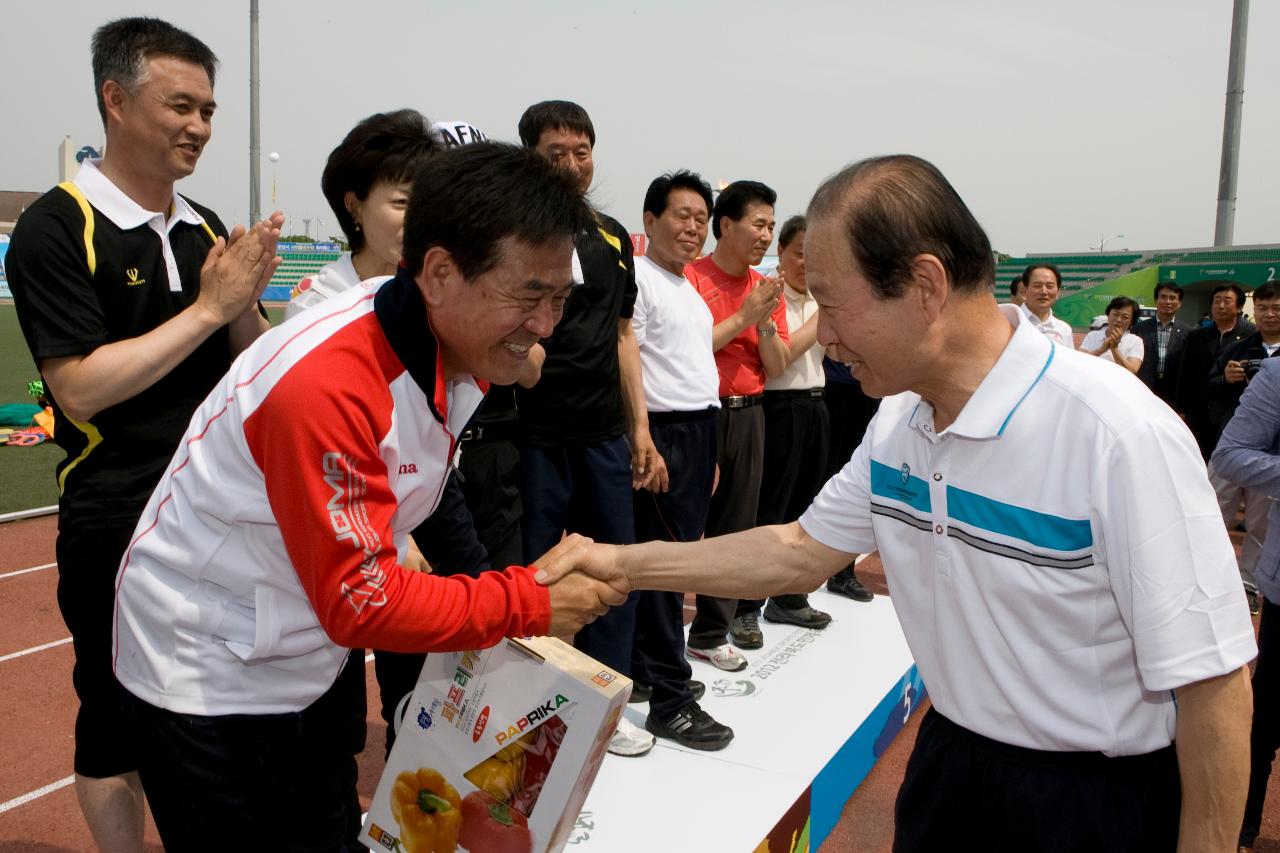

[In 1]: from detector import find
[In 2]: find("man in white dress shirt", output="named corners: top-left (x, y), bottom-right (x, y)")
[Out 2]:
top-left (1021, 263), bottom-right (1075, 348)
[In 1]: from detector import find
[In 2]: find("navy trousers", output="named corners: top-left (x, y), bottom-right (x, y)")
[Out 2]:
top-left (632, 410), bottom-right (716, 719)
top-left (521, 435), bottom-right (638, 675)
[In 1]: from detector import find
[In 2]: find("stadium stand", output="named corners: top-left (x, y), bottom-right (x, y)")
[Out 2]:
top-left (262, 241), bottom-right (343, 301)
top-left (997, 244), bottom-right (1280, 328)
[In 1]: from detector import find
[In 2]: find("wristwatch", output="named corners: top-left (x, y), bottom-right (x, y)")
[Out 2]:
top-left (757, 323), bottom-right (778, 338)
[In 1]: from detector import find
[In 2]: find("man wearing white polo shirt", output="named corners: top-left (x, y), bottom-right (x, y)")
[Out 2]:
top-left (629, 170), bottom-right (733, 750)
top-left (541, 155), bottom-right (1256, 851)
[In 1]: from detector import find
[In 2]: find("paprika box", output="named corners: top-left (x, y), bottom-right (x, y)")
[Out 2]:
top-left (360, 636), bottom-right (631, 853)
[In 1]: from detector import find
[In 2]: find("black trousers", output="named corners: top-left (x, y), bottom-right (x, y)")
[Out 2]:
top-left (632, 410), bottom-right (716, 719)
top-left (824, 380), bottom-right (880, 577)
top-left (1241, 596), bottom-right (1280, 846)
top-left (458, 435), bottom-right (525, 569)
top-left (823, 379), bottom-right (880, 482)
top-left (521, 435), bottom-right (639, 674)
top-left (742, 390), bottom-right (831, 612)
top-left (688, 404), bottom-right (765, 650)
top-left (374, 470), bottom-right (494, 756)
top-left (56, 523), bottom-right (140, 778)
top-left (128, 648), bottom-right (369, 853)
top-left (895, 708), bottom-right (1180, 853)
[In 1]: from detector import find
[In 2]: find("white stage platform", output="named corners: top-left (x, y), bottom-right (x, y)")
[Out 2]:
top-left (567, 587), bottom-right (924, 852)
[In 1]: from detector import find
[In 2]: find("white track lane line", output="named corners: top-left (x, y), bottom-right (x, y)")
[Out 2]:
top-left (0, 637), bottom-right (72, 663)
top-left (0, 562), bottom-right (56, 581)
top-left (0, 774), bottom-right (75, 815)
top-left (0, 641), bottom-right (374, 817)
top-left (0, 653), bottom-right (373, 814)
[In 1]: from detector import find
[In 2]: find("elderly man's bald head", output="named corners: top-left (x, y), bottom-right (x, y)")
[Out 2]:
top-left (807, 155), bottom-right (994, 300)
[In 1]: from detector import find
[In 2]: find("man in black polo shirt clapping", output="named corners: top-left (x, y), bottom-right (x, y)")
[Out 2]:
top-left (6, 18), bottom-right (280, 851)
top-left (515, 100), bottom-right (658, 757)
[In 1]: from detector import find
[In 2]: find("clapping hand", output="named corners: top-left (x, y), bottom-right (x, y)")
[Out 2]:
top-left (197, 211), bottom-right (284, 326)
top-left (740, 276), bottom-right (783, 326)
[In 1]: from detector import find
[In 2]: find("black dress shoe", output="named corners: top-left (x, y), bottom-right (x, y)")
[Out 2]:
top-left (828, 567), bottom-right (874, 602)
top-left (763, 600), bottom-right (832, 629)
top-left (629, 680), bottom-right (705, 704)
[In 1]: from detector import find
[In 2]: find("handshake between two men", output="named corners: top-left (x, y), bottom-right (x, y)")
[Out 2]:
top-left (534, 525), bottom-right (853, 636)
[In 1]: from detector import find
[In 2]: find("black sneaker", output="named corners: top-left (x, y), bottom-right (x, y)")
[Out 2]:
top-left (763, 600), bottom-right (832, 629)
top-left (629, 680), bottom-right (704, 704)
top-left (827, 567), bottom-right (874, 602)
top-left (730, 611), bottom-right (764, 649)
top-left (645, 702), bottom-right (734, 751)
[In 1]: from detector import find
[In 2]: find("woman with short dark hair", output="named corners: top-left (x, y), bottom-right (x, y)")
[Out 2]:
top-left (284, 109), bottom-right (441, 319)
top-left (1081, 295), bottom-right (1144, 374)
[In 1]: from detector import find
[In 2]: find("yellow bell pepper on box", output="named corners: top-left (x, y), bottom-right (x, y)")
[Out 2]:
top-left (464, 740), bottom-right (527, 802)
top-left (390, 767), bottom-right (462, 853)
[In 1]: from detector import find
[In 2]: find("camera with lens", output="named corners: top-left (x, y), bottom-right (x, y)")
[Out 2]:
top-left (1243, 359), bottom-right (1265, 379)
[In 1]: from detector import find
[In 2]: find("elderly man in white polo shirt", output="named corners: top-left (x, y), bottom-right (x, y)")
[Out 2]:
top-left (541, 155), bottom-right (1256, 852)
top-left (1021, 263), bottom-right (1075, 348)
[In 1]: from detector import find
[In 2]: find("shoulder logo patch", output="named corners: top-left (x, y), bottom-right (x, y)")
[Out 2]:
top-left (125, 267), bottom-right (146, 287)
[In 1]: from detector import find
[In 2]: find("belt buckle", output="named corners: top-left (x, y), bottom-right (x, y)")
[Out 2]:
top-left (809, 388), bottom-right (824, 400)
top-left (727, 395), bottom-right (747, 408)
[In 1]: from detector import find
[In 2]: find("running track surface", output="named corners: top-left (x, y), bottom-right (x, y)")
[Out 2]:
top-left (2, 515), bottom-right (1277, 851)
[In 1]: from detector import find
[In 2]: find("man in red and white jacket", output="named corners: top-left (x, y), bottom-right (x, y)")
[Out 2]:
top-left (112, 142), bottom-right (622, 851)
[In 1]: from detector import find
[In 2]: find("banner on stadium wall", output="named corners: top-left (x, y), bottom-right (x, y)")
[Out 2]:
top-left (1162, 262), bottom-right (1277, 288)
top-left (1054, 267), bottom-right (1158, 328)
top-left (0, 235), bottom-right (10, 299)
top-left (278, 240), bottom-right (341, 254)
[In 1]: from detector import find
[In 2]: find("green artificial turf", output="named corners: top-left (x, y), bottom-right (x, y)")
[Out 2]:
top-left (0, 302), bottom-right (289, 516)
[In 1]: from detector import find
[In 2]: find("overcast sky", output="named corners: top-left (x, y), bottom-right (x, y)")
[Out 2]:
top-left (2, 1), bottom-right (1276, 255)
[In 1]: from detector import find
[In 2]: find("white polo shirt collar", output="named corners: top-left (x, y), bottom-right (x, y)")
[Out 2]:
top-left (911, 305), bottom-right (1055, 442)
top-left (74, 159), bottom-right (209, 292)
top-left (75, 159), bottom-right (205, 231)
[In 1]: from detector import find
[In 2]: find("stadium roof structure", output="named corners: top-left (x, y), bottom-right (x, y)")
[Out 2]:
top-left (0, 191), bottom-right (42, 235)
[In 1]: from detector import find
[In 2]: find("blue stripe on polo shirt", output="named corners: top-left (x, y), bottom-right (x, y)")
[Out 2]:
top-left (870, 460), bottom-right (932, 513)
top-left (946, 485), bottom-right (1092, 554)
top-left (998, 342), bottom-right (1055, 436)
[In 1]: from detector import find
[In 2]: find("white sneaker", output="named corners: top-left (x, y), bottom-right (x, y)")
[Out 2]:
top-left (607, 716), bottom-right (655, 757)
top-left (686, 643), bottom-right (748, 672)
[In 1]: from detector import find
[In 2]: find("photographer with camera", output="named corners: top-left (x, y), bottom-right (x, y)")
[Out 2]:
top-left (1210, 281), bottom-right (1280, 612)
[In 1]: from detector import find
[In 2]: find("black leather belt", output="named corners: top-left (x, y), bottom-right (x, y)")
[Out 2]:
top-left (720, 394), bottom-right (763, 409)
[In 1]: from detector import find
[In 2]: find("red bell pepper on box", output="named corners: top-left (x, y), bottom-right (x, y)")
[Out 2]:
top-left (459, 790), bottom-right (533, 853)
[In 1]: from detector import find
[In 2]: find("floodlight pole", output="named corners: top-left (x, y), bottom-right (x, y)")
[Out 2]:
top-left (249, 0), bottom-right (261, 225)
top-left (1214, 0), bottom-right (1249, 247)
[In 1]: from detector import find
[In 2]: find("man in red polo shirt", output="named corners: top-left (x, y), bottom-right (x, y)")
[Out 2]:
top-left (684, 180), bottom-right (789, 668)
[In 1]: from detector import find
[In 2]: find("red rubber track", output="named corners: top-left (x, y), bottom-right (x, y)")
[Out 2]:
top-left (0, 516), bottom-right (1275, 851)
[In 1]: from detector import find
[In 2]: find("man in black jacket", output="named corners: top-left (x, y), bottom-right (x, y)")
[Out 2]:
top-left (1134, 282), bottom-right (1192, 406)
top-left (1175, 283), bottom-right (1255, 460)
top-left (1209, 281), bottom-right (1280, 607)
